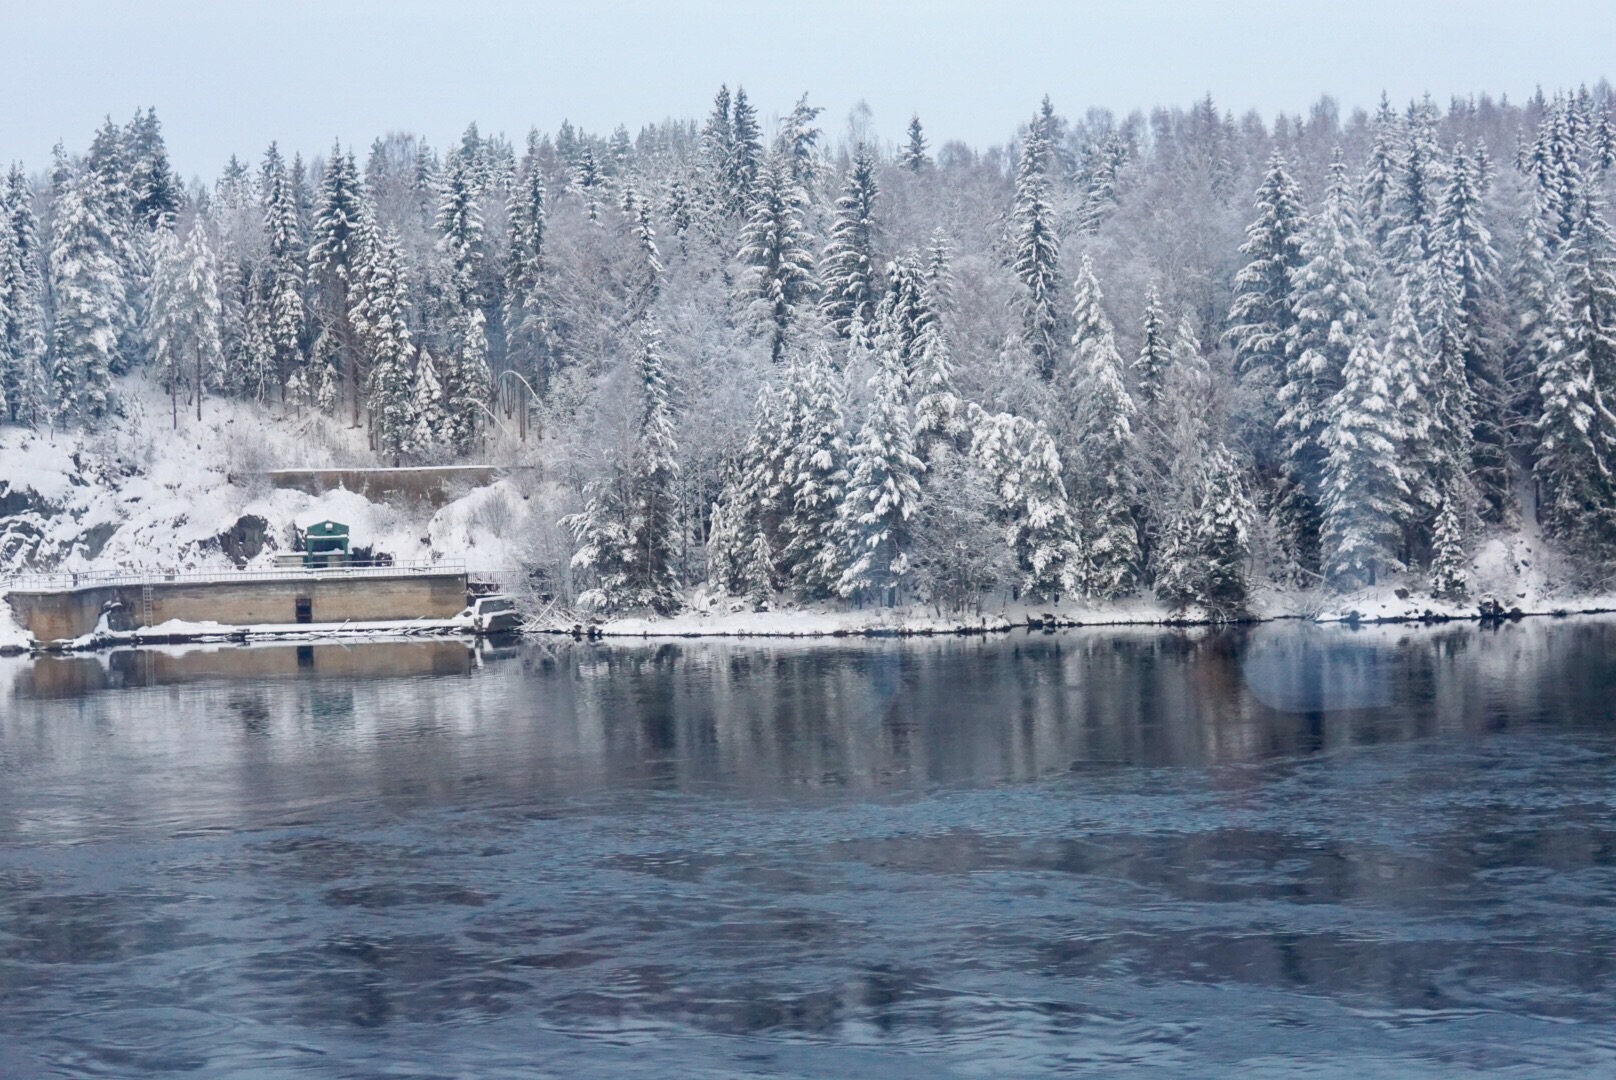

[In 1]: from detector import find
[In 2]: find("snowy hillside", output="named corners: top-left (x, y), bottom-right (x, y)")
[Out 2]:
top-left (0, 377), bottom-right (537, 579)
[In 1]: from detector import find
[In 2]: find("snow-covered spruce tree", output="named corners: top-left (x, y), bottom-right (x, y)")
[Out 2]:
top-left (1438, 144), bottom-right (1511, 522)
top-left (819, 144), bottom-right (882, 339)
top-left (147, 219), bottom-right (224, 427)
top-left (436, 153), bottom-right (491, 454)
top-left (1360, 94), bottom-right (1403, 252)
top-left (728, 87), bottom-right (762, 216)
top-left (261, 142), bottom-right (306, 399)
top-left (1226, 153), bottom-right (1308, 383)
top-left (911, 442), bottom-right (1007, 612)
top-left (1069, 255), bottom-right (1141, 598)
top-left (1533, 285), bottom-right (1616, 550)
top-left (352, 228), bottom-right (416, 462)
top-left (1427, 493), bottom-right (1470, 601)
top-left (308, 145), bottom-right (369, 421)
top-left (127, 108), bottom-right (182, 231)
top-left (837, 340), bottom-right (925, 601)
top-left (1278, 151), bottom-right (1375, 579)
top-left (1563, 178), bottom-right (1616, 405)
top-left (1, 166), bottom-right (48, 425)
top-left (1134, 283), bottom-right (1170, 410)
top-left (925, 228), bottom-right (954, 310)
top-left (706, 381), bottom-right (799, 599)
top-left (870, 252), bottom-right (940, 388)
top-left (737, 152), bottom-right (817, 364)
top-left (505, 132), bottom-right (554, 395)
top-left (1384, 97), bottom-right (1448, 280)
top-left (1157, 442), bottom-right (1255, 617)
top-left (47, 168), bottom-right (125, 427)
top-left (575, 145), bottom-right (605, 226)
top-left (699, 84), bottom-right (735, 217)
top-left (1321, 334), bottom-right (1410, 590)
top-left (1078, 132), bottom-right (1129, 237)
top-left (565, 318), bottom-right (682, 614)
top-left (84, 117), bottom-right (140, 374)
top-left (900, 115), bottom-right (931, 171)
top-left (410, 347), bottom-right (445, 453)
top-left (966, 404), bottom-right (1084, 600)
top-left (777, 93), bottom-right (824, 189)
top-left (1505, 190), bottom-right (1562, 440)
top-left (912, 306), bottom-right (963, 447)
top-left (1013, 120), bottom-right (1061, 378)
top-left (779, 348), bottom-right (850, 599)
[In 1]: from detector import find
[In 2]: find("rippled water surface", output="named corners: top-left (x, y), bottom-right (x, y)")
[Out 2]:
top-left (3, 620), bottom-right (1616, 1077)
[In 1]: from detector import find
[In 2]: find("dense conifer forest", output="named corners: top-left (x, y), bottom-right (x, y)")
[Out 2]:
top-left (5, 84), bottom-right (1616, 615)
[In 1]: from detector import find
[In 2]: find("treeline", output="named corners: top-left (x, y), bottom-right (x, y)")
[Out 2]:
top-left (1, 84), bottom-right (1614, 613)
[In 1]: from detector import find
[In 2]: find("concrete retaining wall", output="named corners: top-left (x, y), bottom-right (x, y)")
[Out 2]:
top-left (260, 467), bottom-right (502, 506)
top-left (6, 572), bottom-right (468, 644)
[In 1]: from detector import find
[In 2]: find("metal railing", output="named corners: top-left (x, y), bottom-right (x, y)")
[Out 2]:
top-left (1, 560), bottom-right (469, 594)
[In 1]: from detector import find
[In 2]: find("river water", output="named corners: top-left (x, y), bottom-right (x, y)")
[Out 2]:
top-left (2, 620), bottom-right (1615, 1078)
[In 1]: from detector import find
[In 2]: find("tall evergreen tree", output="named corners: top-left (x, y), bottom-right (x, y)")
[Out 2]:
top-left (1134, 283), bottom-right (1170, 408)
top-left (308, 144), bottom-right (369, 421)
top-left (837, 340), bottom-right (924, 599)
top-left (1226, 153), bottom-right (1308, 382)
top-left (780, 348), bottom-right (851, 598)
top-left (261, 142), bottom-right (306, 398)
top-left (147, 219), bottom-right (224, 426)
top-left (1069, 256), bottom-right (1140, 597)
top-left (505, 133), bottom-right (553, 394)
top-left (435, 153), bottom-right (491, 453)
top-left (737, 152), bottom-right (817, 363)
top-left (966, 404), bottom-right (1084, 600)
top-left (127, 108), bottom-right (181, 231)
top-left (1278, 151), bottom-right (1375, 577)
top-left (1360, 94), bottom-right (1402, 251)
top-left (728, 87), bottom-right (762, 215)
top-left (47, 169), bottom-right (124, 426)
top-left (1012, 121), bottom-right (1061, 378)
top-left (0, 167), bottom-right (47, 424)
top-left (353, 228), bottom-right (417, 461)
top-left (1534, 283), bottom-right (1616, 550)
top-left (819, 145), bottom-right (882, 338)
top-left (565, 318), bottom-right (682, 614)
top-left (1321, 334), bottom-right (1410, 589)
top-left (900, 115), bottom-right (931, 171)
top-left (1384, 97), bottom-right (1447, 278)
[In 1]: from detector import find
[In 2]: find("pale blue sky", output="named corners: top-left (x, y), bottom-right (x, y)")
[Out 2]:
top-left (4, 0), bottom-right (1612, 179)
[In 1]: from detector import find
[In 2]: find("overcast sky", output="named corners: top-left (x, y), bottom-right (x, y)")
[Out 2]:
top-left (4, 0), bottom-right (1613, 180)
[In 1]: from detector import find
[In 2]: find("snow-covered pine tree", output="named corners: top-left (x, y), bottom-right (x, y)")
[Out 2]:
top-left (700, 84), bottom-right (735, 216)
top-left (505, 131), bottom-right (553, 395)
top-left (736, 151), bottom-right (817, 363)
top-left (1427, 493), bottom-right (1470, 600)
top-left (706, 382), bottom-right (798, 597)
top-left (925, 228), bottom-right (954, 310)
top-left (1012, 120), bottom-right (1061, 378)
top-left (966, 404), bottom-right (1084, 600)
top-left (47, 168), bottom-right (125, 427)
top-left (1321, 333), bottom-right (1410, 590)
top-left (410, 346), bottom-right (445, 453)
top-left (127, 108), bottom-right (181, 231)
top-left (436, 153), bottom-right (491, 453)
top-left (780, 347), bottom-right (850, 598)
top-left (84, 117), bottom-right (139, 375)
top-left (308, 145), bottom-right (369, 421)
top-left (870, 252), bottom-right (938, 387)
top-left (575, 145), bottom-right (604, 225)
top-left (1156, 440), bottom-right (1255, 617)
top-left (728, 87), bottom-right (762, 216)
top-left (1384, 97), bottom-right (1448, 280)
top-left (1134, 283), bottom-right (1170, 409)
top-left (1563, 177), bottom-right (1616, 405)
top-left (0, 166), bottom-right (47, 425)
top-left (837, 339), bottom-right (924, 601)
top-left (1069, 255), bottom-right (1141, 598)
top-left (778, 93), bottom-right (824, 188)
top-left (1505, 190), bottom-right (1562, 441)
top-left (819, 145), bottom-right (882, 338)
top-left (261, 142), bottom-right (306, 400)
top-left (565, 317), bottom-right (682, 614)
top-left (1278, 150), bottom-right (1375, 578)
top-left (1360, 94), bottom-right (1402, 251)
top-left (353, 228), bottom-right (416, 462)
top-left (1438, 143), bottom-right (1510, 522)
top-left (900, 115), bottom-right (931, 171)
top-left (147, 219), bottom-right (224, 426)
top-left (1226, 153), bottom-right (1308, 382)
top-left (1532, 283), bottom-right (1616, 550)
top-left (1078, 132), bottom-right (1129, 236)
top-left (912, 307), bottom-right (963, 446)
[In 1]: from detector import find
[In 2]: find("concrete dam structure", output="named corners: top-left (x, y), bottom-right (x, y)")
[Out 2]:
top-left (5, 565), bottom-right (470, 646)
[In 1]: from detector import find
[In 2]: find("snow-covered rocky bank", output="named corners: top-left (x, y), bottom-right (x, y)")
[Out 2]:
top-left (0, 377), bottom-right (537, 581)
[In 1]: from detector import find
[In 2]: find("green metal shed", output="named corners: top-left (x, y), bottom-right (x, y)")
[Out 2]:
top-left (301, 520), bottom-right (351, 568)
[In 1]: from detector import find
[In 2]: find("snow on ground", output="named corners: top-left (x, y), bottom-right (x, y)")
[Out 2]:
top-left (1, 376), bottom-right (530, 580)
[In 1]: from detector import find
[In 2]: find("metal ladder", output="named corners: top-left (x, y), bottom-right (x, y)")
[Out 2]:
top-left (141, 583), bottom-right (154, 629)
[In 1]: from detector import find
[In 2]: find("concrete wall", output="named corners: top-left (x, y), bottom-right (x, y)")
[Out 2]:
top-left (6, 572), bottom-right (468, 644)
top-left (261, 467), bottom-right (502, 506)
